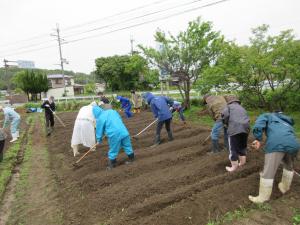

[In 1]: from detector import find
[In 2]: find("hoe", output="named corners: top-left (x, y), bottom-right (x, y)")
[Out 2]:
top-left (72, 143), bottom-right (98, 168)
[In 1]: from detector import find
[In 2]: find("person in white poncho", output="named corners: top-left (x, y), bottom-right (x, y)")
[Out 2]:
top-left (71, 102), bottom-right (97, 157)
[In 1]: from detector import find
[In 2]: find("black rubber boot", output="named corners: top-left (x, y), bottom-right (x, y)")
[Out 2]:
top-left (0, 151), bottom-right (3, 162)
top-left (107, 159), bottom-right (117, 170)
top-left (125, 153), bottom-right (135, 165)
top-left (47, 127), bottom-right (51, 136)
top-left (168, 131), bottom-right (174, 141)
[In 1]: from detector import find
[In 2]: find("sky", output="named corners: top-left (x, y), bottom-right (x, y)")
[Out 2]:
top-left (0, 0), bottom-right (299, 74)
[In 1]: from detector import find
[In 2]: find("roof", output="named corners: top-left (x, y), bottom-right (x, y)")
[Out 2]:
top-left (47, 74), bottom-right (73, 79)
top-left (73, 83), bottom-right (84, 87)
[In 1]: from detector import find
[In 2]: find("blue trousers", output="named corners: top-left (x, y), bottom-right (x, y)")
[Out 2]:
top-left (108, 135), bottom-right (134, 160)
top-left (211, 120), bottom-right (228, 148)
top-left (123, 106), bottom-right (133, 118)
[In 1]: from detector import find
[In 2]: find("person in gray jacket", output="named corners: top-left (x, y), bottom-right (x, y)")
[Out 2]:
top-left (222, 95), bottom-right (250, 172)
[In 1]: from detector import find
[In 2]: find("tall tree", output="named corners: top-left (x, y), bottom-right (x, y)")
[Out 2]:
top-left (139, 17), bottom-right (225, 108)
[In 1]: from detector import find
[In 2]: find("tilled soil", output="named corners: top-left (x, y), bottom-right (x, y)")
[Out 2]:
top-left (46, 112), bottom-right (300, 225)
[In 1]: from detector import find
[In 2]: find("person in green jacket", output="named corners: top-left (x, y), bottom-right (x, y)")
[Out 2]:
top-left (249, 111), bottom-right (300, 203)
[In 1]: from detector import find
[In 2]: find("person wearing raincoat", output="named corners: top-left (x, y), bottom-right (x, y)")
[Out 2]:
top-left (131, 90), bottom-right (142, 113)
top-left (143, 92), bottom-right (174, 146)
top-left (93, 106), bottom-right (134, 170)
top-left (116, 96), bottom-right (133, 118)
top-left (0, 105), bottom-right (21, 143)
top-left (71, 102), bottom-right (97, 157)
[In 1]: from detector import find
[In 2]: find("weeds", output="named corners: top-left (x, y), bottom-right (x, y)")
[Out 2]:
top-left (293, 208), bottom-right (300, 225)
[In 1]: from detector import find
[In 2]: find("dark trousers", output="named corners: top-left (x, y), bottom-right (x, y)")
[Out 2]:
top-left (156, 118), bottom-right (172, 136)
top-left (45, 113), bottom-right (54, 128)
top-left (228, 133), bottom-right (248, 161)
top-left (0, 140), bottom-right (5, 162)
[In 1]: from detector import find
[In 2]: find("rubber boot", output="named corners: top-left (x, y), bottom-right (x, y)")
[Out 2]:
top-left (168, 131), bottom-right (174, 141)
top-left (72, 145), bottom-right (80, 157)
top-left (226, 161), bottom-right (239, 172)
top-left (0, 151), bottom-right (3, 162)
top-left (278, 168), bottom-right (294, 194)
top-left (209, 139), bottom-right (220, 154)
top-left (10, 133), bottom-right (18, 143)
top-left (249, 177), bottom-right (273, 203)
top-left (125, 153), bottom-right (135, 165)
top-left (107, 159), bottom-right (117, 170)
top-left (151, 135), bottom-right (161, 147)
top-left (238, 156), bottom-right (246, 166)
top-left (224, 136), bottom-right (229, 151)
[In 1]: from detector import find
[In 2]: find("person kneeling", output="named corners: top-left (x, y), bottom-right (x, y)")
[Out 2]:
top-left (93, 105), bottom-right (134, 170)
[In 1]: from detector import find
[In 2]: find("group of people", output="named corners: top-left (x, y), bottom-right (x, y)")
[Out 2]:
top-left (202, 94), bottom-right (299, 203)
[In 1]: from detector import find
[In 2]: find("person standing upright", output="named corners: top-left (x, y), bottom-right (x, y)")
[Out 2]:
top-left (41, 96), bottom-right (56, 136)
top-left (131, 90), bottom-right (142, 113)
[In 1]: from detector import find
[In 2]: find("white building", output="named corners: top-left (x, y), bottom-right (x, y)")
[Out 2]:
top-left (44, 74), bottom-right (75, 98)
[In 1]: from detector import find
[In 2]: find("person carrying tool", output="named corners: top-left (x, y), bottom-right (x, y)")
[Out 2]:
top-left (203, 94), bottom-right (228, 153)
top-left (170, 100), bottom-right (186, 123)
top-left (222, 95), bottom-right (250, 172)
top-left (71, 102), bottom-right (97, 157)
top-left (143, 92), bottom-right (174, 146)
top-left (93, 105), bottom-right (134, 170)
top-left (131, 90), bottom-right (142, 113)
top-left (249, 111), bottom-right (300, 203)
top-left (41, 96), bottom-right (56, 136)
top-left (0, 105), bottom-right (21, 143)
top-left (116, 96), bottom-right (133, 118)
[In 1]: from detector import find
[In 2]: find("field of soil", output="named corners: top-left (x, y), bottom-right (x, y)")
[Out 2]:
top-left (44, 111), bottom-right (300, 225)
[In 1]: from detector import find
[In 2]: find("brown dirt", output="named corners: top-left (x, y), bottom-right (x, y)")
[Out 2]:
top-left (42, 111), bottom-right (299, 225)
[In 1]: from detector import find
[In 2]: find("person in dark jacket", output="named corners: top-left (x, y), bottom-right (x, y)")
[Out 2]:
top-left (249, 111), bottom-right (300, 203)
top-left (143, 92), bottom-right (174, 146)
top-left (0, 128), bottom-right (7, 162)
top-left (222, 95), bottom-right (250, 172)
top-left (98, 92), bottom-right (112, 109)
top-left (203, 94), bottom-right (228, 153)
top-left (116, 96), bottom-right (133, 118)
top-left (41, 96), bottom-right (55, 136)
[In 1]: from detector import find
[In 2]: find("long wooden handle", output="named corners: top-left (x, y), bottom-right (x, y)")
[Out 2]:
top-left (48, 107), bottom-right (66, 127)
top-left (75, 143), bottom-right (97, 164)
top-left (134, 119), bottom-right (158, 137)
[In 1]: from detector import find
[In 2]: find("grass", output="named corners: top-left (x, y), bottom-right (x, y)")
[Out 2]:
top-left (207, 203), bottom-right (271, 225)
top-left (293, 208), bottom-right (300, 225)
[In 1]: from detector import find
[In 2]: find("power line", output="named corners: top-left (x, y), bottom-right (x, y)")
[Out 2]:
top-left (63, 0), bottom-right (206, 39)
top-left (0, 0), bottom-right (229, 57)
top-left (0, 0), bottom-right (171, 48)
top-left (66, 0), bottom-right (230, 45)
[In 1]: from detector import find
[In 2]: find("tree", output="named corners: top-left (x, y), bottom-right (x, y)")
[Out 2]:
top-left (198, 25), bottom-right (300, 110)
top-left (13, 70), bottom-right (49, 101)
top-left (139, 17), bottom-right (225, 108)
top-left (84, 82), bottom-right (96, 94)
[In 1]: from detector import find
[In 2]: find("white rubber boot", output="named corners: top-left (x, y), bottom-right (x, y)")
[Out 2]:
top-left (10, 133), bottom-right (18, 143)
top-left (238, 156), bottom-right (246, 166)
top-left (249, 177), bottom-right (273, 203)
top-left (226, 161), bottom-right (239, 172)
top-left (72, 145), bottom-right (80, 157)
top-left (278, 168), bottom-right (294, 194)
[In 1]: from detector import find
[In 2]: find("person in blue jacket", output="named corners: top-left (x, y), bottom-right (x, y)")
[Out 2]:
top-left (116, 96), bottom-right (133, 118)
top-left (0, 105), bottom-right (21, 143)
top-left (93, 105), bottom-right (134, 170)
top-left (143, 92), bottom-right (174, 146)
top-left (249, 111), bottom-right (300, 203)
top-left (171, 101), bottom-right (186, 124)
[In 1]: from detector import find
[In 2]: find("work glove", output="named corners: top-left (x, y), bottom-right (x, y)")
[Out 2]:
top-left (53, 111), bottom-right (56, 115)
top-left (45, 104), bottom-right (50, 107)
top-left (252, 140), bottom-right (261, 150)
top-left (169, 107), bottom-right (173, 111)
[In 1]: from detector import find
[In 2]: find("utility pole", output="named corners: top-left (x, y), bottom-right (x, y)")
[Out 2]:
top-left (51, 23), bottom-right (68, 96)
top-left (3, 59), bottom-right (17, 94)
top-left (130, 35), bottom-right (134, 55)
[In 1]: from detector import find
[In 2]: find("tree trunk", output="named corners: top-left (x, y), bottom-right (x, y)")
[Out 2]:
top-left (184, 80), bottom-right (191, 109)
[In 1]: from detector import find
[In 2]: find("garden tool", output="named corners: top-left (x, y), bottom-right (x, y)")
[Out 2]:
top-left (132, 118), bottom-right (158, 139)
top-left (48, 108), bottom-right (66, 127)
top-left (72, 143), bottom-right (98, 168)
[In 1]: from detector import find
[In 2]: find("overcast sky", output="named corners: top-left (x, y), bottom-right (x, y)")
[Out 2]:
top-left (0, 0), bottom-right (299, 74)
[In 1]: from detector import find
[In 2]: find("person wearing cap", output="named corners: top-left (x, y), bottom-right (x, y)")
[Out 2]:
top-left (0, 105), bottom-right (21, 143)
top-left (222, 95), bottom-right (250, 172)
top-left (116, 96), bottom-right (133, 118)
top-left (203, 94), bottom-right (228, 153)
top-left (41, 96), bottom-right (56, 136)
top-left (130, 90), bottom-right (142, 113)
top-left (249, 111), bottom-right (300, 203)
top-left (170, 101), bottom-right (186, 124)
